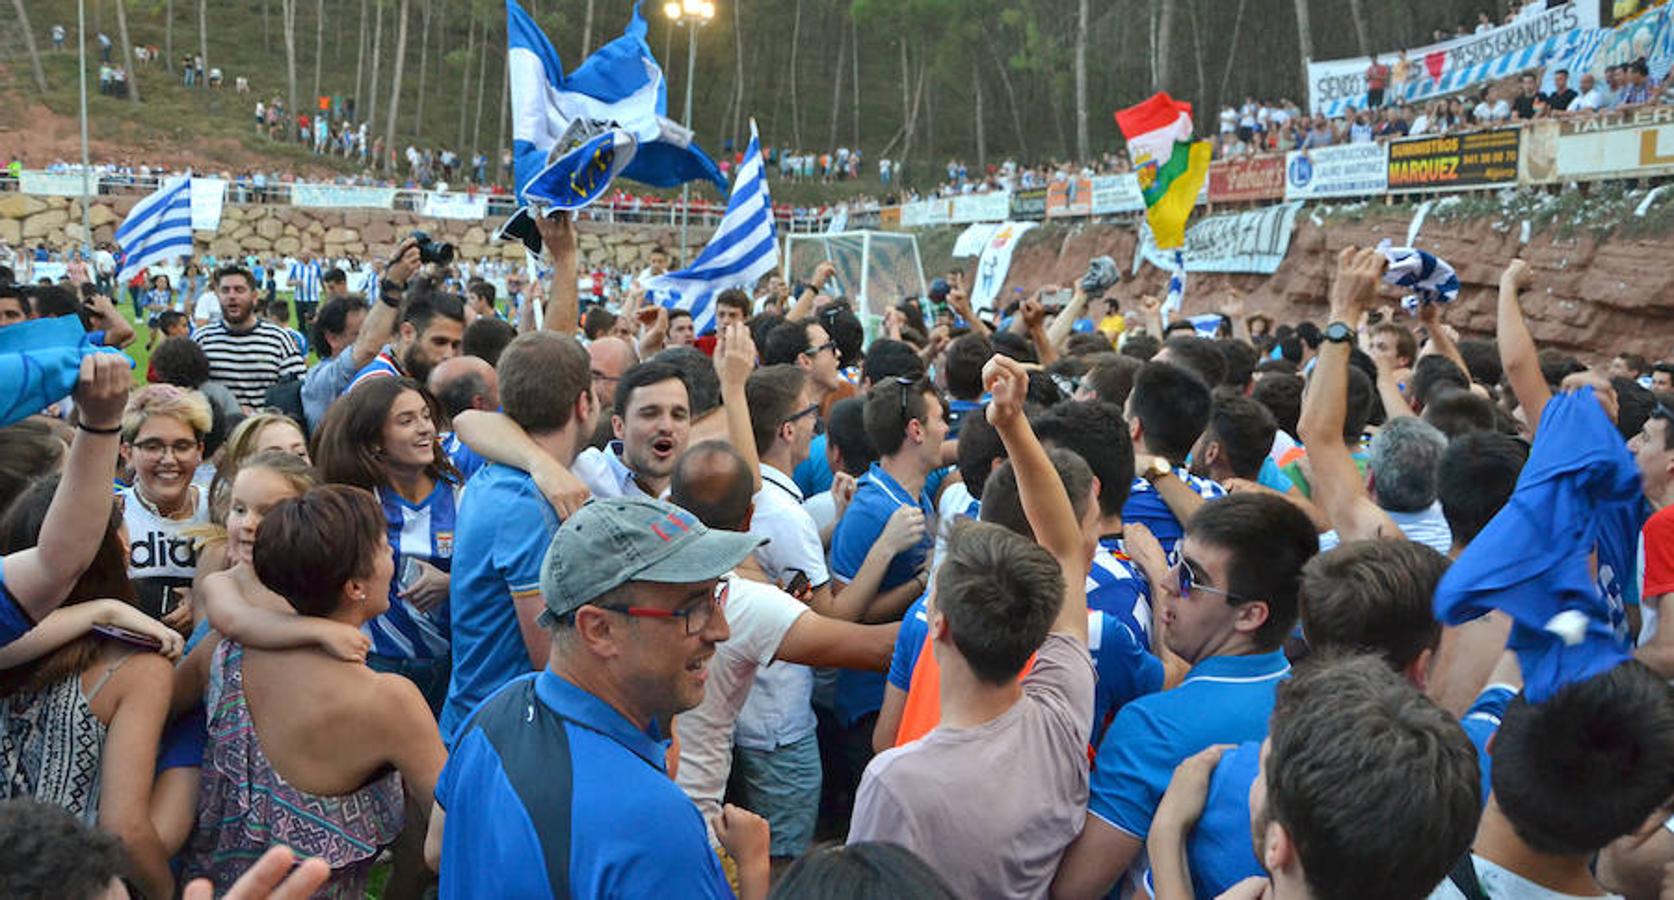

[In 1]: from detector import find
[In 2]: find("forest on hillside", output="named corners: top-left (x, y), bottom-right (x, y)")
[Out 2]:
top-left (9, 0), bottom-right (1593, 174)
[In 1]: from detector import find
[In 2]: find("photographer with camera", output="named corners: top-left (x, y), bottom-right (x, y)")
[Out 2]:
top-left (298, 238), bottom-right (412, 430)
top-left (345, 233), bottom-right (466, 393)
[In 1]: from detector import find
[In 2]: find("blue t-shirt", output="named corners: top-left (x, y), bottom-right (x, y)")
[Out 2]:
top-left (368, 480), bottom-right (458, 660)
top-left (0, 558), bottom-right (34, 649)
top-left (436, 670), bottom-right (733, 899)
top-left (1121, 468), bottom-right (1227, 560)
top-left (1089, 649), bottom-right (1290, 840)
top-left (828, 462), bottom-right (936, 726)
top-left (793, 434), bottom-right (833, 498)
top-left (1180, 681), bottom-right (1518, 898)
top-left (440, 432), bottom-right (488, 484)
top-left (440, 463), bottom-right (561, 739)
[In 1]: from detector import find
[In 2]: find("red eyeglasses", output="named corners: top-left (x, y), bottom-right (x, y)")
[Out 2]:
top-left (594, 579), bottom-right (730, 635)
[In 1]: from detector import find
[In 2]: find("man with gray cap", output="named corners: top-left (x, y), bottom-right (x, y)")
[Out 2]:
top-left (426, 496), bottom-right (773, 899)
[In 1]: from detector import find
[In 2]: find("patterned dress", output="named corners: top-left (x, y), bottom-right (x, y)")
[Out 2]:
top-left (0, 656), bottom-right (127, 821)
top-left (183, 642), bottom-right (404, 899)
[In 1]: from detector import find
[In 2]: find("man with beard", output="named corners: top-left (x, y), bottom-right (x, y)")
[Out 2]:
top-left (346, 286), bottom-right (465, 392)
top-left (192, 264), bottom-right (307, 413)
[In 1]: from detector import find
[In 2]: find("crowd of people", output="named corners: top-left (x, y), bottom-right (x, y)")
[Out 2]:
top-left (1, 185), bottom-right (1674, 900)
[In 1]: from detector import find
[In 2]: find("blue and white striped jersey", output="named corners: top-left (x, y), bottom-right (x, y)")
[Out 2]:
top-left (368, 479), bottom-right (461, 660)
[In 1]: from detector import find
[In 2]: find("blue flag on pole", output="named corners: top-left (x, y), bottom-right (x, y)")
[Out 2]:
top-left (646, 120), bottom-right (778, 336)
top-left (505, 0), bottom-right (726, 205)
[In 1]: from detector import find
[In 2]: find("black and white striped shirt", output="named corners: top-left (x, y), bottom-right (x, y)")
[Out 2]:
top-left (192, 319), bottom-right (305, 411)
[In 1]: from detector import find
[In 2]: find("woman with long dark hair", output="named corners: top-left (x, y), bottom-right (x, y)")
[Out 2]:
top-left (314, 376), bottom-right (460, 712)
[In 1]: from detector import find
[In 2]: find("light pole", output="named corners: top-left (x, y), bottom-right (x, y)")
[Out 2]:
top-left (663, 0), bottom-right (714, 264)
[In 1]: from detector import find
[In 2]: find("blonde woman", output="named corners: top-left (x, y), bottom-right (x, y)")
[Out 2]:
top-left (118, 386), bottom-right (212, 624)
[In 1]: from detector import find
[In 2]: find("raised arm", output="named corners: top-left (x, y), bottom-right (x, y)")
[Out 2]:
top-left (356, 239), bottom-right (418, 368)
top-left (984, 354), bottom-right (1087, 641)
top-left (785, 260), bottom-right (836, 322)
top-left (714, 323), bottom-right (762, 493)
top-left (3, 355), bottom-right (128, 621)
top-left (1297, 247), bottom-right (1400, 543)
top-left (536, 211), bottom-right (580, 337)
top-left (1046, 284), bottom-right (1092, 350)
top-left (1417, 302), bottom-right (1469, 382)
top-left (1497, 259), bottom-right (1551, 433)
top-left (946, 283), bottom-right (991, 339)
top-left (1020, 296), bottom-right (1060, 367)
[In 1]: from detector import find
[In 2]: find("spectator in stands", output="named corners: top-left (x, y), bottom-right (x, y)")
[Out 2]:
top-left (1545, 69), bottom-right (1578, 112)
top-left (1620, 59), bottom-right (1655, 106)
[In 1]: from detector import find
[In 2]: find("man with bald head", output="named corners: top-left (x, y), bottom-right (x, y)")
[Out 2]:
top-left (668, 441), bottom-right (895, 857)
top-left (431, 354), bottom-right (500, 481)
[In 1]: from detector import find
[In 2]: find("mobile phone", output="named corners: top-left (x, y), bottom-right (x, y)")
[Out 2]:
top-left (92, 623), bottom-right (164, 652)
top-left (399, 557), bottom-right (422, 591)
top-left (783, 569), bottom-right (810, 600)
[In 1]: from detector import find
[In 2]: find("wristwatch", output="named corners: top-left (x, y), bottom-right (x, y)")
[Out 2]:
top-left (1323, 321), bottom-right (1355, 344)
top-left (1141, 457), bottom-right (1174, 482)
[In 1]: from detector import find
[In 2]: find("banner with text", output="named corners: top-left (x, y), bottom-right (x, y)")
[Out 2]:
top-left (1284, 143), bottom-right (1389, 200)
top-left (420, 191), bottom-right (489, 220)
top-left (1090, 174), bottom-right (1146, 215)
top-left (1521, 107), bottom-right (1674, 184)
top-left (18, 171), bottom-right (92, 197)
top-left (951, 191), bottom-right (1011, 223)
top-left (1046, 177), bottom-right (1094, 218)
top-left (1010, 188), bottom-right (1049, 220)
top-left (1388, 128), bottom-right (1521, 192)
top-left (970, 222), bottom-right (1037, 314)
top-left (1306, 2), bottom-right (1598, 118)
top-left (1541, 3), bottom-right (1674, 97)
top-left (1209, 155), bottom-right (1287, 203)
top-left (1137, 202), bottom-right (1304, 275)
top-left (290, 184), bottom-right (398, 209)
top-left (190, 178), bottom-right (226, 232)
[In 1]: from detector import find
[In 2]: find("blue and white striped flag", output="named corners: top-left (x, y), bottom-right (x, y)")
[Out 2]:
top-left (1160, 249), bottom-right (1187, 324)
top-left (505, 0), bottom-right (725, 204)
top-left (647, 121), bottom-right (778, 336)
top-left (115, 177), bottom-right (193, 285)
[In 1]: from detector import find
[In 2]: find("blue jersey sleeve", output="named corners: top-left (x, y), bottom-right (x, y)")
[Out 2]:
top-left (1461, 684), bottom-right (1517, 807)
top-left (1089, 700), bottom-right (1174, 839)
top-left (1090, 616), bottom-right (1164, 746)
top-left (886, 597), bottom-right (931, 692)
top-left (495, 490), bottom-right (561, 597)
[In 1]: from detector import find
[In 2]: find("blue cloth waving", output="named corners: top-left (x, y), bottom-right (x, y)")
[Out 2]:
top-left (0, 315), bottom-right (132, 428)
top-left (1434, 388), bottom-right (1639, 702)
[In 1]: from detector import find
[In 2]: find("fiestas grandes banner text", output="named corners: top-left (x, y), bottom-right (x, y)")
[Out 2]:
top-left (420, 191), bottom-right (489, 220)
top-left (1388, 128), bottom-right (1520, 192)
top-left (1306, 2), bottom-right (1597, 118)
top-left (1208, 156), bottom-right (1286, 203)
top-left (1521, 107), bottom-right (1674, 184)
top-left (290, 184), bottom-right (398, 209)
top-left (1138, 201), bottom-right (1303, 275)
top-left (1284, 143), bottom-right (1388, 200)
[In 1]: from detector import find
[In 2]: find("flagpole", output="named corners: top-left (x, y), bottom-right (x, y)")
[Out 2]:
top-left (678, 23), bottom-right (697, 262)
top-left (77, 0), bottom-right (94, 256)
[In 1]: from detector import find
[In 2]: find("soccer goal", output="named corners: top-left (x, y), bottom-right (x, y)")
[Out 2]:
top-left (784, 230), bottom-right (927, 339)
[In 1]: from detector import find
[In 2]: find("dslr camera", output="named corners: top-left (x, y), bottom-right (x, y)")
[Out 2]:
top-left (410, 230), bottom-right (455, 266)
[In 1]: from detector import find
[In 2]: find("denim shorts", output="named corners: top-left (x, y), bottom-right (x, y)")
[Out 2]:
top-left (733, 732), bottom-right (821, 858)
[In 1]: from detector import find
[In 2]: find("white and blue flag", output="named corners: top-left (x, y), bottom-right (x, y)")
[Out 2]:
top-left (115, 177), bottom-right (194, 284)
top-left (646, 121), bottom-right (778, 336)
top-left (505, 0), bottom-right (726, 204)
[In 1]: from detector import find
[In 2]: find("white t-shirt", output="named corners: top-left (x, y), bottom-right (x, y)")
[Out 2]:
top-left (933, 480), bottom-right (980, 572)
top-left (674, 576), bottom-right (809, 833)
top-left (1428, 854), bottom-right (1622, 900)
top-left (120, 483), bottom-right (209, 619)
top-left (193, 290), bottom-right (221, 324)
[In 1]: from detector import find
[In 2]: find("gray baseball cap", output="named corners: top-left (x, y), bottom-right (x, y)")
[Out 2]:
top-left (538, 496), bottom-right (766, 622)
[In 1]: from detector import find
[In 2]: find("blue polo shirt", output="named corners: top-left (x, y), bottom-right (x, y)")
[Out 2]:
top-left (1121, 468), bottom-right (1227, 560)
top-left (436, 670), bottom-right (733, 899)
top-left (439, 463), bottom-right (561, 739)
top-left (1178, 680), bottom-right (1517, 898)
top-left (793, 434), bottom-right (833, 497)
top-left (1089, 649), bottom-right (1290, 841)
top-left (829, 462), bottom-right (936, 727)
top-left (0, 559), bottom-right (33, 649)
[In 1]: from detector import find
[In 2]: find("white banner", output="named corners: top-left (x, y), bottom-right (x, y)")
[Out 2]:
top-left (952, 223), bottom-right (1001, 258)
top-left (1285, 143), bottom-right (1388, 200)
top-left (950, 191), bottom-right (1011, 224)
top-left (1138, 202), bottom-right (1304, 275)
top-left (970, 221), bottom-right (1036, 314)
top-left (921, 198), bottom-right (953, 227)
top-left (898, 201), bottom-right (928, 229)
top-left (190, 178), bottom-right (226, 232)
top-left (420, 190), bottom-right (489, 220)
top-left (1522, 107), bottom-right (1674, 184)
top-left (18, 171), bottom-right (91, 197)
top-left (290, 183), bottom-right (398, 209)
top-left (1090, 174), bottom-right (1145, 215)
top-left (1307, 2), bottom-right (1598, 118)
